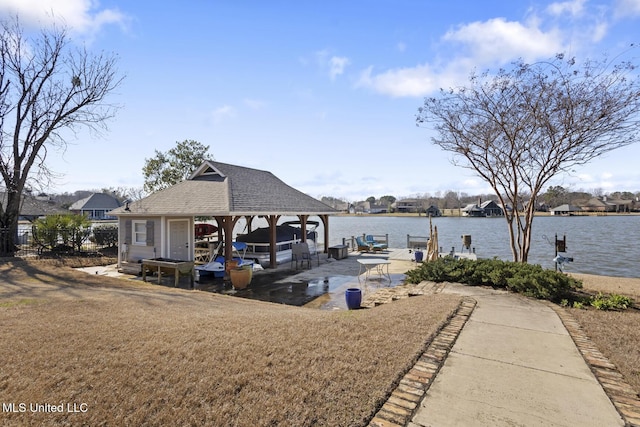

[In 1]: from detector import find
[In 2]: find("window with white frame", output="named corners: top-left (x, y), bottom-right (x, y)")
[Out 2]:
top-left (132, 220), bottom-right (147, 245)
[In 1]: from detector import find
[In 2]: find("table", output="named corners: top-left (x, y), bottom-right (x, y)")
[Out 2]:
top-left (328, 244), bottom-right (349, 260)
top-left (357, 258), bottom-right (391, 284)
top-left (142, 258), bottom-right (194, 288)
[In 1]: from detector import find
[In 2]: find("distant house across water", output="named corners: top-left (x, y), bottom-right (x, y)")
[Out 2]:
top-left (580, 196), bottom-right (635, 213)
top-left (395, 198), bottom-right (441, 216)
top-left (550, 204), bottom-right (583, 216)
top-left (461, 200), bottom-right (504, 217)
top-left (352, 201), bottom-right (388, 214)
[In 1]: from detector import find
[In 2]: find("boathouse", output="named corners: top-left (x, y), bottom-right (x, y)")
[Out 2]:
top-left (110, 161), bottom-right (336, 272)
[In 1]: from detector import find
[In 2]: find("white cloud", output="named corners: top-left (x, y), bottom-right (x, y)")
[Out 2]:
top-left (591, 21), bottom-right (609, 42)
top-left (545, 0), bottom-right (611, 42)
top-left (328, 56), bottom-right (350, 80)
top-left (576, 172), bottom-right (594, 182)
top-left (357, 64), bottom-right (438, 97)
top-left (357, 17), bottom-right (565, 97)
top-left (546, 0), bottom-right (587, 17)
top-left (443, 18), bottom-right (564, 63)
top-left (615, 0), bottom-right (640, 17)
top-left (0, 0), bottom-right (129, 36)
top-left (211, 105), bottom-right (236, 123)
top-left (311, 49), bottom-right (350, 80)
top-left (396, 42), bottom-right (407, 52)
top-left (357, 56), bottom-right (483, 97)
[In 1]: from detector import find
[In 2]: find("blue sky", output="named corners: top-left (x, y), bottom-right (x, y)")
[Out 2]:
top-left (3, 0), bottom-right (640, 201)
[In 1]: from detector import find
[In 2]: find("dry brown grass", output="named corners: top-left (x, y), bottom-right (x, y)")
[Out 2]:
top-left (565, 273), bottom-right (640, 394)
top-left (0, 259), bottom-right (461, 426)
top-left (570, 272), bottom-right (640, 302)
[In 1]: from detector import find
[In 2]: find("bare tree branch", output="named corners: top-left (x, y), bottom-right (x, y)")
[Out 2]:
top-left (417, 49), bottom-right (640, 262)
top-left (0, 16), bottom-right (123, 255)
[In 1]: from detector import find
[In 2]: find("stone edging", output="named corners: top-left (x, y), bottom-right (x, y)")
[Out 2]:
top-left (547, 303), bottom-right (640, 427)
top-left (368, 297), bottom-right (477, 427)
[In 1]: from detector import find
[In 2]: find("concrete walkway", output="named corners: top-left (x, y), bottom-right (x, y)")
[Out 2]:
top-left (408, 283), bottom-right (625, 427)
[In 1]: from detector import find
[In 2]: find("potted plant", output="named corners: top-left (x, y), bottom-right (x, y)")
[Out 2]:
top-left (229, 264), bottom-right (252, 289)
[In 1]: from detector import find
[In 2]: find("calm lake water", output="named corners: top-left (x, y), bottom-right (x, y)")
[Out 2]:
top-left (320, 215), bottom-right (639, 278)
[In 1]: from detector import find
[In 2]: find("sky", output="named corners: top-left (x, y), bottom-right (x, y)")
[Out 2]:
top-left (2, 0), bottom-right (640, 201)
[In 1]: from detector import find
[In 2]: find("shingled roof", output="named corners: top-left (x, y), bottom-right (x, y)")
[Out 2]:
top-left (69, 193), bottom-right (122, 211)
top-left (110, 161), bottom-right (336, 217)
top-left (0, 192), bottom-right (68, 219)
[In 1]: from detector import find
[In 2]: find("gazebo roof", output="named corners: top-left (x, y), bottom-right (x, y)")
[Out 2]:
top-left (110, 160), bottom-right (336, 217)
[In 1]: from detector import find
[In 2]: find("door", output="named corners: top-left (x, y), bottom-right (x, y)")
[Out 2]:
top-left (169, 220), bottom-right (190, 260)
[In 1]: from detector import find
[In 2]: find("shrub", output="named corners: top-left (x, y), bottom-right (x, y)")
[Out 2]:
top-left (590, 293), bottom-right (634, 310)
top-left (92, 225), bottom-right (119, 247)
top-left (405, 257), bottom-right (582, 302)
top-left (32, 215), bottom-right (60, 250)
top-left (32, 214), bottom-right (92, 252)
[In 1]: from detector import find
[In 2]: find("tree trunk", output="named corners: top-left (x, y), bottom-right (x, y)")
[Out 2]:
top-left (520, 213), bottom-right (533, 263)
top-left (504, 215), bottom-right (520, 262)
top-left (0, 190), bottom-right (21, 256)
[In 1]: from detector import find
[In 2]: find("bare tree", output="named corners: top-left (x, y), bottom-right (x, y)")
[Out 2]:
top-left (0, 17), bottom-right (123, 254)
top-left (417, 51), bottom-right (640, 262)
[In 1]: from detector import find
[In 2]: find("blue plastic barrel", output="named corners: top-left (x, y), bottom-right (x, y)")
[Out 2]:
top-left (415, 250), bottom-right (424, 262)
top-left (345, 288), bottom-right (362, 310)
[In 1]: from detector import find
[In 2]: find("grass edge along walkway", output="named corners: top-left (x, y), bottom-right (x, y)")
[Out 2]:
top-left (368, 298), bottom-right (477, 427)
top-left (366, 294), bottom-right (640, 427)
top-left (549, 303), bottom-right (640, 427)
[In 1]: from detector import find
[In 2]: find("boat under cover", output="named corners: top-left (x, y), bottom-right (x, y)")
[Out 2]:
top-left (235, 221), bottom-right (319, 266)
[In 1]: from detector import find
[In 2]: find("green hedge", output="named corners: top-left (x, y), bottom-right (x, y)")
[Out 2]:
top-left (91, 225), bottom-right (118, 247)
top-left (405, 257), bottom-right (582, 302)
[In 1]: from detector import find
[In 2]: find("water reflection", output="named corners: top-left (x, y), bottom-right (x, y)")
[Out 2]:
top-left (226, 214), bottom-right (639, 277)
top-left (326, 215), bottom-right (640, 278)
top-left (196, 273), bottom-right (355, 307)
top-left (195, 271), bottom-right (407, 309)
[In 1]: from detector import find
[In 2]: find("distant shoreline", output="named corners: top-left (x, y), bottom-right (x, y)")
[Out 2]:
top-left (335, 211), bottom-right (640, 218)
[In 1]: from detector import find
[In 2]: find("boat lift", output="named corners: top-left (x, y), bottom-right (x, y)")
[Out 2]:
top-left (552, 234), bottom-right (573, 272)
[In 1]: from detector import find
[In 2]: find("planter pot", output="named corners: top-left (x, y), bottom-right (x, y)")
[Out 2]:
top-left (414, 250), bottom-right (424, 263)
top-left (345, 288), bottom-right (362, 310)
top-left (229, 266), bottom-right (252, 290)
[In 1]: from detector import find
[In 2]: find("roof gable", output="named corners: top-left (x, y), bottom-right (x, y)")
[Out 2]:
top-left (69, 193), bottom-right (121, 210)
top-left (480, 200), bottom-right (500, 209)
top-left (189, 161), bottom-right (226, 180)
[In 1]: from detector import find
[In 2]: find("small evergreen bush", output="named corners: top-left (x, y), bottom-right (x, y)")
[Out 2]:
top-left (92, 225), bottom-right (118, 247)
top-left (405, 257), bottom-right (582, 302)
